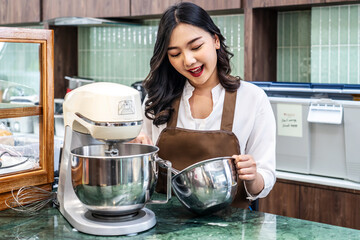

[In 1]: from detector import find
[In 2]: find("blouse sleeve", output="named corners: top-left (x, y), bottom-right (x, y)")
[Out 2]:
top-left (244, 91), bottom-right (276, 200)
top-left (140, 96), bottom-right (153, 139)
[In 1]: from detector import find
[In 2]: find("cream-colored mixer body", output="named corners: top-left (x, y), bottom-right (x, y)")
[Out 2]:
top-left (63, 82), bottom-right (143, 142)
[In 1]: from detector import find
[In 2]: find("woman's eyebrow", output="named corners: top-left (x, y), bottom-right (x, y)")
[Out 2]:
top-left (168, 36), bottom-right (202, 50)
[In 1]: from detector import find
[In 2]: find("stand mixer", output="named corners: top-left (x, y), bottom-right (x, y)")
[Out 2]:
top-left (57, 82), bottom-right (171, 236)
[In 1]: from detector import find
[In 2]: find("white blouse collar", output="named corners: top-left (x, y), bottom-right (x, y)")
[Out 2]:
top-left (183, 80), bottom-right (223, 102)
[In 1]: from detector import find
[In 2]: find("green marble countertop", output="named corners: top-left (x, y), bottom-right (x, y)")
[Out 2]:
top-left (0, 196), bottom-right (359, 240)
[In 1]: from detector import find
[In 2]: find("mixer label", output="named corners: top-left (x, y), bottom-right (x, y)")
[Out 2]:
top-left (118, 100), bottom-right (135, 115)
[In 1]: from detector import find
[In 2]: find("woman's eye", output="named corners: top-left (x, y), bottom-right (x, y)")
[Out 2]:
top-left (192, 44), bottom-right (203, 50)
top-left (169, 53), bottom-right (180, 58)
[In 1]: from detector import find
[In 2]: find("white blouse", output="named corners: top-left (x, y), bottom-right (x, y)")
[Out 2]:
top-left (142, 80), bottom-right (276, 200)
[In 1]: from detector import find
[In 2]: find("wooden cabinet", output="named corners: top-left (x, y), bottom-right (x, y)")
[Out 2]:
top-left (131, 0), bottom-right (180, 17)
top-left (0, 0), bottom-right (40, 25)
top-left (300, 186), bottom-right (360, 229)
top-left (131, 0), bottom-right (242, 18)
top-left (0, 27), bottom-right (54, 211)
top-left (259, 178), bottom-right (360, 230)
top-left (42, 0), bottom-right (130, 21)
top-left (185, 0), bottom-right (241, 11)
top-left (258, 181), bottom-right (300, 218)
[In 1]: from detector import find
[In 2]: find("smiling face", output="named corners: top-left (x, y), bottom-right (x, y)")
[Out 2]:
top-left (167, 23), bottom-right (220, 89)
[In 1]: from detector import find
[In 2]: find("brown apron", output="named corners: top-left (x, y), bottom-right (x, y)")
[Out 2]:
top-left (156, 90), bottom-right (249, 208)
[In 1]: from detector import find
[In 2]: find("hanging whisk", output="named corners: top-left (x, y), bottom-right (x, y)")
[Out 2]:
top-left (5, 186), bottom-right (57, 214)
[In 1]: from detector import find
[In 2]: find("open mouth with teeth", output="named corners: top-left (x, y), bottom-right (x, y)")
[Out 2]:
top-left (188, 65), bottom-right (204, 77)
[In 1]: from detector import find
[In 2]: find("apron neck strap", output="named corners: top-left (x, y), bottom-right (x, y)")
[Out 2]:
top-left (168, 97), bottom-right (181, 128)
top-left (168, 90), bottom-right (237, 131)
top-left (221, 90), bottom-right (237, 132)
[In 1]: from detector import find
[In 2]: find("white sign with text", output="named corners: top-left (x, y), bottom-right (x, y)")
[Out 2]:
top-left (277, 103), bottom-right (302, 137)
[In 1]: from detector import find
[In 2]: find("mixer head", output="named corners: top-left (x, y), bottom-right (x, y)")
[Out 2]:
top-left (63, 82), bottom-right (143, 142)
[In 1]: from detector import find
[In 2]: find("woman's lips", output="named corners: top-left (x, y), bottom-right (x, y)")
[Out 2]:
top-left (188, 65), bottom-right (204, 77)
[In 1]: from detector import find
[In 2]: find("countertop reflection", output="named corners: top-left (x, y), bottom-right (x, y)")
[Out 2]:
top-left (0, 195), bottom-right (359, 240)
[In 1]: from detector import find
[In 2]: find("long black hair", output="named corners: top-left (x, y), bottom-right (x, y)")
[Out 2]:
top-left (144, 2), bottom-right (240, 126)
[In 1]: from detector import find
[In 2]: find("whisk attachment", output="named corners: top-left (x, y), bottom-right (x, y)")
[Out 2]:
top-left (5, 186), bottom-right (57, 214)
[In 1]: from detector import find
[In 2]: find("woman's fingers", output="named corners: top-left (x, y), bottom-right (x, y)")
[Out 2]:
top-left (232, 154), bottom-right (257, 181)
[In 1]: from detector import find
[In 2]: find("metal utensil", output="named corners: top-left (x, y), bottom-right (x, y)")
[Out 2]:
top-left (5, 186), bottom-right (57, 214)
top-left (70, 143), bottom-right (171, 216)
top-left (171, 156), bottom-right (238, 215)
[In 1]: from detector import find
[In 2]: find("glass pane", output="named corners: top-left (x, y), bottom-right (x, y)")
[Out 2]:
top-left (0, 42), bottom-right (40, 109)
top-left (0, 116), bottom-right (40, 176)
top-left (0, 41), bottom-right (41, 176)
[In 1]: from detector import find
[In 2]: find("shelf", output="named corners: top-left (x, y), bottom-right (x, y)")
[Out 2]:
top-left (0, 106), bottom-right (42, 118)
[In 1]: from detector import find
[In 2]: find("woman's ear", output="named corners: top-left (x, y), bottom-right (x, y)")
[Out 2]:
top-left (214, 34), bottom-right (220, 49)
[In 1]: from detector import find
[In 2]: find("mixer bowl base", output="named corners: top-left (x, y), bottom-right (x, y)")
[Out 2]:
top-left (61, 198), bottom-right (156, 236)
top-left (90, 211), bottom-right (139, 221)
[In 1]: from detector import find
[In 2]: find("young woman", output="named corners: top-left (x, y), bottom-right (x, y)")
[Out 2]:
top-left (133, 2), bottom-right (276, 208)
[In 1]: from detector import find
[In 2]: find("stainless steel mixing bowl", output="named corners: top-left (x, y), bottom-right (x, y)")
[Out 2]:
top-left (171, 157), bottom-right (238, 215)
top-left (70, 143), bottom-right (166, 216)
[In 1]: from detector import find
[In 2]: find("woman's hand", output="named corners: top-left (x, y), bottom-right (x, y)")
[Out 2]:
top-left (232, 154), bottom-right (264, 196)
top-left (129, 132), bottom-right (153, 145)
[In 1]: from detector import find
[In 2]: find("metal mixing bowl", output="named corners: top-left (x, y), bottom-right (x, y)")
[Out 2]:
top-left (70, 143), bottom-right (159, 216)
top-left (171, 157), bottom-right (238, 215)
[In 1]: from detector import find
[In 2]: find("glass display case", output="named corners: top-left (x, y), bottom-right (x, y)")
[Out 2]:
top-left (0, 27), bottom-right (54, 210)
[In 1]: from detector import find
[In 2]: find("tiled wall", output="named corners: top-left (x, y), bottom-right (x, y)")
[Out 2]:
top-left (278, 4), bottom-right (360, 84)
top-left (214, 15), bottom-right (244, 80)
top-left (311, 4), bottom-right (360, 84)
top-left (78, 15), bottom-right (244, 86)
top-left (78, 20), bottom-right (159, 86)
top-left (277, 11), bottom-right (311, 83)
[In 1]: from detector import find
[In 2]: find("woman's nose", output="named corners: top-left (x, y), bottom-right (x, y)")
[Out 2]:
top-left (183, 51), bottom-right (196, 67)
